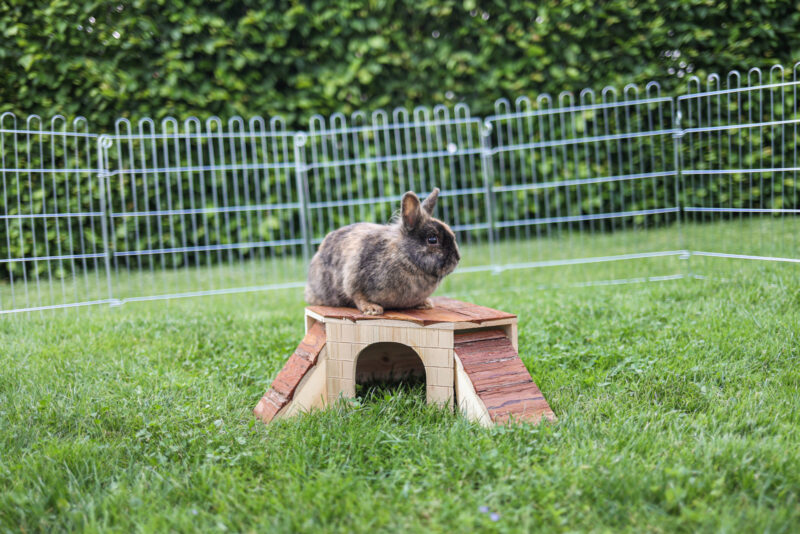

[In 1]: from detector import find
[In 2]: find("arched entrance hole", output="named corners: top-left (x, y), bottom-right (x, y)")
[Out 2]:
top-left (354, 342), bottom-right (426, 397)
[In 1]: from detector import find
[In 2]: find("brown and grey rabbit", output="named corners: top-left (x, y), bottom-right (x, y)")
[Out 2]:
top-left (304, 188), bottom-right (460, 315)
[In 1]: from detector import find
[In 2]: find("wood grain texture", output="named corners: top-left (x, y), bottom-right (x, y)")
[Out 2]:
top-left (254, 322), bottom-right (327, 423)
top-left (295, 321), bottom-right (327, 363)
top-left (430, 297), bottom-right (517, 323)
top-left (450, 329), bottom-right (508, 344)
top-left (454, 331), bottom-right (555, 425)
top-left (270, 354), bottom-right (314, 398)
top-left (306, 299), bottom-right (516, 327)
top-left (257, 302), bottom-right (545, 426)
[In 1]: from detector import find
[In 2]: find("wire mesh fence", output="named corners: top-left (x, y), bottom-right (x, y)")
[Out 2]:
top-left (679, 64), bottom-right (800, 277)
top-left (0, 114), bottom-right (111, 314)
top-left (100, 116), bottom-right (304, 303)
top-left (1, 63), bottom-right (799, 315)
top-left (483, 83), bottom-right (682, 280)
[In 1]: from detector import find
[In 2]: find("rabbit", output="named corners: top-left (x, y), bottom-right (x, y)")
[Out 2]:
top-left (304, 188), bottom-right (460, 315)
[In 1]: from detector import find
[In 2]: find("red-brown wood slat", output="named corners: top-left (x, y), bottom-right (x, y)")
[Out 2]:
top-left (254, 322), bottom-right (327, 423)
top-left (431, 297), bottom-right (517, 323)
top-left (451, 329), bottom-right (508, 344)
top-left (295, 321), bottom-right (327, 363)
top-left (270, 354), bottom-right (314, 398)
top-left (453, 339), bottom-right (519, 366)
top-left (253, 390), bottom-right (284, 423)
top-left (389, 307), bottom-right (475, 325)
top-left (454, 331), bottom-right (555, 424)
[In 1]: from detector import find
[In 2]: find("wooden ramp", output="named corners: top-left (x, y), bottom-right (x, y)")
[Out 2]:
top-left (253, 321), bottom-right (326, 423)
top-left (454, 330), bottom-right (555, 425)
top-left (254, 298), bottom-right (555, 426)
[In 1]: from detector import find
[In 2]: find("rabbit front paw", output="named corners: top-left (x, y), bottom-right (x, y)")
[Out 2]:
top-left (353, 295), bottom-right (384, 316)
top-left (360, 302), bottom-right (384, 316)
top-left (415, 298), bottom-right (434, 310)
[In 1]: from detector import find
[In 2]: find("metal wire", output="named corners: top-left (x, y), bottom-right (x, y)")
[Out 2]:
top-left (678, 64), bottom-right (800, 273)
top-left (1, 113), bottom-right (111, 314)
top-left (483, 83), bottom-right (682, 282)
top-left (1, 62), bottom-right (799, 316)
top-left (101, 116), bottom-right (301, 304)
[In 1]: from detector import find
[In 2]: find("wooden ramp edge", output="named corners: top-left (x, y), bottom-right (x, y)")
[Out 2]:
top-left (454, 329), bottom-right (555, 425)
top-left (254, 321), bottom-right (326, 423)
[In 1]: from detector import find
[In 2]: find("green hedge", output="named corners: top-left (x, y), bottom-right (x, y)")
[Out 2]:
top-left (1, 1), bottom-right (799, 281)
top-left (2, 0), bottom-right (799, 129)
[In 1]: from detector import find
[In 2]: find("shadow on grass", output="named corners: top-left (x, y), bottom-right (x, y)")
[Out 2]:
top-left (355, 375), bottom-right (427, 405)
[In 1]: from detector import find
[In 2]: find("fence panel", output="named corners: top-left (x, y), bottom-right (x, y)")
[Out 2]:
top-left (484, 84), bottom-right (684, 283)
top-left (679, 65), bottom-right (800, 277)
top-left (3, 64), bottom-right (800, 315)
top-left (0, 113), bottom-right (111, 314)
top-left (101, 116), bottom-right (305, 303)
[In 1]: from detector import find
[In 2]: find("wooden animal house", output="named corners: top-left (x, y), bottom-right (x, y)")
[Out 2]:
top-left (254, 297), bottom-right (555, 426)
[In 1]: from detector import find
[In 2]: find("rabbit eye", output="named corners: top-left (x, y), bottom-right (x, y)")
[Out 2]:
top-left (427, 235), bottom-right (438, 244)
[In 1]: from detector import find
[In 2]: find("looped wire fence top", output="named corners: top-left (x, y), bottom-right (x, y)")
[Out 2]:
top-left (1, 63), bottom-right (799, 315)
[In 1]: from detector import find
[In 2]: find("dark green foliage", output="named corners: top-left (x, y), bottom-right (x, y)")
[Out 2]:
top-left (2, 1), bottom-right (799, 282)
top-left (1, 0), bottom-right (798, 128)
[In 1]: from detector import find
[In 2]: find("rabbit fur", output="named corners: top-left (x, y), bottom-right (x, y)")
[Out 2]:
top-left (304, 188), bottom-right (460, 315)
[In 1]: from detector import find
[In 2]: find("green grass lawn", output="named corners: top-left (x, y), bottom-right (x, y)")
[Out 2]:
top-left (2, 223), bottom-right (800, 532)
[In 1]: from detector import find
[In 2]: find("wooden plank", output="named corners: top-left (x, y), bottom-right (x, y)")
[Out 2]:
top-left (295, 321), bottom-right (327, 363)
top-left (483, 393), bottom-right (553, 420)
top-left (458, 355), bottom-right (528, 373)
top-left (479, 382), bottom-right (545, 405)
top-left (454, 354), bottom-right (493, 427)
top-left (254, 321), bottom-right (328, 424)
top-left (277, 359), bottom-right (328, 418)
top-left (270, 354), bottom-right (314, 398)
top-left (453, 329), bottom-right (507, 345)
top-left (464, 359), bottom-right (534, 395)
top-left (470, 374), bottom-right (534, 393)
top-left (461, 356), bottom-right (532, 378)
top-left (454, 335), bottom-right (516, 351)
top-left (305, 305), bottom-right (465, 326)
top-left (454, 331), bottom-right (555, 425)
top-left (432, 297), bottom-right (516, 323)
top-left (454, 341), bottom-right (517, 357)
top-left (455, 345), bottom-right (518, 366)
top-left (305, 305), bottom-right (362, 322)
top-left (389, 307), bottom-right (473, 325)
top-left (253, 394), bottom-right (282, 423)
top-left (253, 388), bottom-right (288, 424)
top-left (466, 370), bottom-right (532, 389)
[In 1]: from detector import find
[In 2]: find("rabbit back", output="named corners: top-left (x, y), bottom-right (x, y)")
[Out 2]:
top-left (304, 222), bottom-right (386, 307)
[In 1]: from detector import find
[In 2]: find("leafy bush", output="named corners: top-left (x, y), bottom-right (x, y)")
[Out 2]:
top-left (1, 0), bottom-right (799, 281)
top-left (2, 0), bottom-right (799, 128)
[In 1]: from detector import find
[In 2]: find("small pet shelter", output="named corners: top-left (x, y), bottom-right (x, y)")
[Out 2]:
top-left (254, 297), bottom-right (555, 426)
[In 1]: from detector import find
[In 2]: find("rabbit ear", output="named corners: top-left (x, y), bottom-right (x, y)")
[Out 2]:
top-left (421, 187), bottom-right (439, 214)
top-left (401, 191), bottom-right (422, 228)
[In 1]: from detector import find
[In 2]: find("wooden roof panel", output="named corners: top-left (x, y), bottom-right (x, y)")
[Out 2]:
top-left (307, 298), bottom-right (515, 327)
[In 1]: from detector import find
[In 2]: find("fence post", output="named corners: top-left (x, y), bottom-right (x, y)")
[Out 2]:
top-left (96, 135), bottom-right (115, 305)
top-left (293, 132), bottom-right (312, 268)
top-left (480, 120), bottom-right (496, 267)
